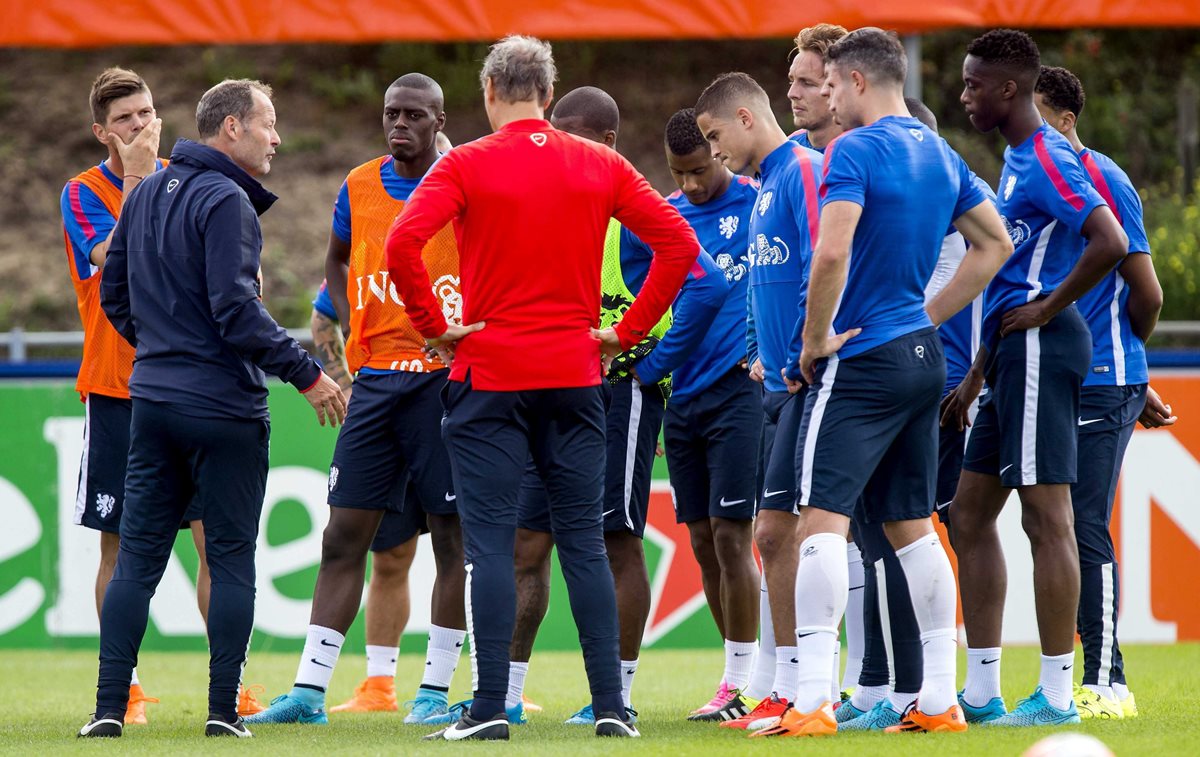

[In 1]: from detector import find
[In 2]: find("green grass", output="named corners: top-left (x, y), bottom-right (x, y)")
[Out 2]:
top-left (3, 645), bottom-right (1198, 754)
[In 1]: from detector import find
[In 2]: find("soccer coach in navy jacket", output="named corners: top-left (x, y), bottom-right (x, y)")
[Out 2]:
top-left (80, 79), bottom-right (346, 739)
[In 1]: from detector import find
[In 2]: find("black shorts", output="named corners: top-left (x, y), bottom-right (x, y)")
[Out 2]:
top-left (797, 328), bottom-right (944, 523)
top-left (328, 371), bottom-right (456, 518)
top-left (1072, 384), bottom-right (1145, 567)
top-left (370, 480), bottom-right (426, 553)
top-left (935, 421), bottom-right (968, 524)
top-left (963, 305), bottom-right (1091, 487)
top-left (664, 366), bottom-right (761, 524)
top-left (519, 379), bottom-right (663, 536)
top-left (759, 389), bottom-right (803, 514)
top-left (75, 394), bottom-right (200, 534)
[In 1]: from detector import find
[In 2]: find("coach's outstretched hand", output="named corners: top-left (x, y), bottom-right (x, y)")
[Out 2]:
top-left (107, 117), bottom-right (162, 179)
top-left (1139, 385), bottom-right (1178, 429)
top-left (425, 321), bottom-right (485, 366)
top-left (303, 372), bottom-right (348, 427)
top-left (799, 328), bottom-right (860, 385)
top-left (941, 367), bottom-right (985, 431)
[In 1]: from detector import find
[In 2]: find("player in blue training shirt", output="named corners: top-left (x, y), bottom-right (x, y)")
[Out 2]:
top-left (948, 30), bottom-right (1129, 728)
top-left (786, 23), bottom-right (848, 155)
top-left (777, 28), bottom-right (1010, 738)
top-left (1035, 65), bottom-right (1173, 720)
top-left (653, 108), bottom-right (764, 718)
top-left (695, 71), bottom-right (824, 715)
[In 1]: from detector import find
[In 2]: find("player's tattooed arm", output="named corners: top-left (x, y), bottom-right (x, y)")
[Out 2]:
top-left (310, 309), bottom-right (353, 395)
top-left (941, 345), bottom-right (988, 431)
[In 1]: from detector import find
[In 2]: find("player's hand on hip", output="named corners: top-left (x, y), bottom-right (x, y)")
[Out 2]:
top-left (304, 372), bottom-right (349, 427)
top-left (783, 368), bottom-right (804, 395)
top-left (799, 328), bottom-right (860, 385)
top-left (1139, 384), bottom-right (1177, 429)
top-left (426, 321), bottom-right (485, 366)
top-left (590, 327), bottom-right (622, 374)
top-left (109, 117), bottom-right (162, 178)
top-left (940, 368), bottom-right (984, 431)
top-left (748, 358), bottom-right (764, 383)
top-left (999, 300), bottom-right (1051, 337)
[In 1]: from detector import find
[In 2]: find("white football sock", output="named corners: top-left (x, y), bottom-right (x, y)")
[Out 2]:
top-left (506, 661), bottom-right (529, 709)
top-left (773, 646), bottom-right (799, 702)
top-left (850, 684), bottom-right (887, 712)
top-left (830, 644), bottom-right (842, 700)
top-left (895, 533), bottom-right (958, 715)
top-left (963, 647), bottom-right (1003, 706)
top-left (724, 640), bottom-right (756, 690)
top-left (1084, 683), bottom-right (1117, 702)
top-left (366, 645), bottom-right (398, 679)
top-left (421, 624), bottom-right (466, 690)
top-left (130, 667), bottom-right (140, 687)
top-left (1039, 652), bottom-right (1075, 711)
top-left (843, 542), bottom-right (865, 691)
top-left (889, 689), bottom-right (918, 713)
top-left (745, 575), bottom-right (775, 700)
top-left (621, 659), bottom-right (638, 708)
top-left (1113, 681), bottom-right (1131, 701)
top-left (295, 625), bottom-right (345, 691)
top-left (793, 532), bottom-right (848, 713)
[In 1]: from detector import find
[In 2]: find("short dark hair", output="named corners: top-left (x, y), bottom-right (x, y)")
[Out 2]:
top-left (90, 67), bottom-right (150, 125)
top-left (551, 86), bottom-right (620, 136)
top-left (826, 27), bottom-right (907, 86)
top-left (794, 23), bottom-right (849, 61)
top-left (966, 29), bottom-right (1041, 82)
top-left (904, 97), bottom-right (938, 132)
top-left (196, 79), bottom-right (273, 139)
top-left (388, 72), bottom-right (445, 109)
top-left (665, 108), bottom-right (707, 156)
top-left (694, 72), bottom-right (770, 120)
top-left (1036, 65), bottom-right (1085, 117)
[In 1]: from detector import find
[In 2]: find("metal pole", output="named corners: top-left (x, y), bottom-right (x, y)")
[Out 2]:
top-left (10, 327), bottom-right (25, 362)
top-left (904, 34), bottom-right (922, 102)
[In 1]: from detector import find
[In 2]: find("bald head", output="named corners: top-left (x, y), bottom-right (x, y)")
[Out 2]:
top-left (551, 86), bottom-right (620, 146)
top-left (388, 73), bottom-right (444, 109)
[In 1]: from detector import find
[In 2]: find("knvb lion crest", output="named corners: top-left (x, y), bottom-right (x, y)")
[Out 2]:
top-left (328, 466), bottom-right (339, 492)
top-left (753, 234), bottom-right (791, 266)
top-left (718, 215), bottom-right (739, 240)
top-left (715, 253), bottom-right (747, 283)
top-left (757, 191), bottom-right (774, 216)
top-left (95, 492), bottom-right (116, 519)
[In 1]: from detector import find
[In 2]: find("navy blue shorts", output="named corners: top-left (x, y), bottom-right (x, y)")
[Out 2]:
top-left (759, 389), bottom-right (803, 514)
top-left (1072, 384), bottom-right (1145, 567)
top-left (328, 371), bottom-right (455, 519)
top-left (74, 394), bottom-right (200, 534)
top-left (797, 328), bottom-right (944, 523)
top-left (664, 366), bottom-right (761, 524)
top-left (935, 421), bottom-right (968, 524)
top-left (519, 379), bottom-right (662, 536)
top-left (963, 304), bottom-right (1091, 487)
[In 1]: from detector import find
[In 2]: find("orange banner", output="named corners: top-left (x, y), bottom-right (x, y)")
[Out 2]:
top-left (5, 1), bottom-right (1200, 49)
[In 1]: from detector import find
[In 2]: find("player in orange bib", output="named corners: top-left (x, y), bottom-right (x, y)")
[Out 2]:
top-left (248, 73), bottom-right (467, 727)
top-left (58, 68), bottom-right (256, 724)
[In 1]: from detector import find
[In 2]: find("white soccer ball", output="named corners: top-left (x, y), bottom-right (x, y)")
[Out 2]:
top-left (1023, 733), bottom-right (1115, 757)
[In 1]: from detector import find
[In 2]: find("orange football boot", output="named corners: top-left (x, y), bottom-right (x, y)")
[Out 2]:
top-left (237, 684), bottom-right (267, 717)
top-left (329, 676), bottom-right (398, 713)
top-left (750, 701), bottom-right (836, 737)
top-left (124, 684), bottom-right (160, 725)
top-left (522, 693), bottom-right (543, 713)
top-left (886, 703), bottom-right (969, 733)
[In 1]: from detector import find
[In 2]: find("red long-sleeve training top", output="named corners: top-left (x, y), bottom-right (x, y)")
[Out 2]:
top-left (385, 118), bottom-right (700, 391)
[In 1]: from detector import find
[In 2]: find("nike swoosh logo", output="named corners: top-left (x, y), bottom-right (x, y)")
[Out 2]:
top-left (603, 509), bottom-right (616, 517)
top-left (1000, 464), bottom-right (1014, 476)
top-left (311, 658), bottom-right (333, 669)
top-left (719, 498), bottom-right (747, 507)
top-left (1062, 664), bottom-right (1073, 671)
top-left (936, 500), bottom-right (952, 510)
top-left (445, 492), bottom-right (457, 501)
top-left (626, 669), bottom-right (636, 674)
top-left (789, 658), bottom-right (799, 664)
top-left (981, 658), bottom-right (999, 665)
top-left (319, 638), bottom-right (340, 648)
top-left (763, 489), bottom-right (787, 498)
top-left (1078, 418), bottom-right (1103, 426)
top-left (796, 632), bottom-right (817, 639)
top-left (733, 652), bottom-right (751, 657)
top-left (455, 641), bottom-right (464, 648)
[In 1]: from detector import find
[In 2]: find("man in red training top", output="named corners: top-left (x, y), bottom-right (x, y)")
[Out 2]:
top-left (386, 35), bottom-right (699, 742)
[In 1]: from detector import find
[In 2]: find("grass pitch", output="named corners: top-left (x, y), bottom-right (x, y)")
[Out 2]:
top-left (4, 644), bottom-right (1198, 754)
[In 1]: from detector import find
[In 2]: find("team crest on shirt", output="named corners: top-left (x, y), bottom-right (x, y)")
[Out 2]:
top-left (95, 492), bottom-right (116, 519)
top-left (715, 253), bottom-right (747, 283)
top-left (432, 274), bottom-right (463, 326)
top-left (328, 466), bottom-right (339, 492)
top-left (1004, 174), bottom-right (1017, 201)
top-left (909, 128), bottom-right (925, 141)
top-left (757, 191), bottom-right (773, 216)
top-left (753, 234), bottom-right (790, 266)
top-left (718, 215), bottom-right (739, 239)
top-left (530, 133), bottom-right (547, 147)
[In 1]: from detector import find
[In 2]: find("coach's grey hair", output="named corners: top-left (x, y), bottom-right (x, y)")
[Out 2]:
top-left (826, 27), bottom-right (907, 87)
top-left (196, 79), bottom-right (274, 139)
top-left (479, 35), bottom-right (557, 104)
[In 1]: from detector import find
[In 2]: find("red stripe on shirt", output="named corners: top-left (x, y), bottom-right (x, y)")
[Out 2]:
top-left (689, 258), bottom-right (707, 279)
top-left (69, 182), bottom-right (98, 242)
top-left (1080, 151), bottom-right (1123, 225)
top-left (1033, 131), bottom-right (1086, 212)
top-left (792, 146), bottom-right (820, 242)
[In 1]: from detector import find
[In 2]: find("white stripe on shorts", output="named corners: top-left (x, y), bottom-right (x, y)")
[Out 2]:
top-left (1020, 326), bottom-right (1041, 486)
top-left (74, 396), bottom-right (92, 525)
top-left (799, 355), bottom-right (839, 506)
top-left (1099, 562), bottom-right (1116, 686)
top-left (622, 379), bottom-right (644, 530)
